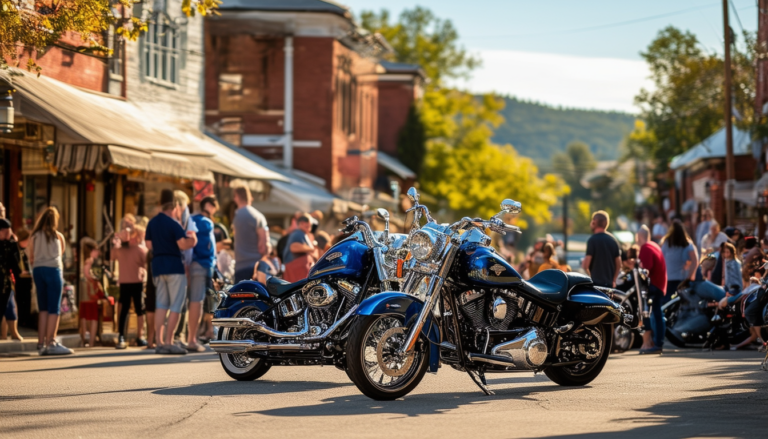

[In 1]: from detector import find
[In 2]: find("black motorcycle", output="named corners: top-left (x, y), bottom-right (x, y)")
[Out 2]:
top-left (343, 188), bottom-right (635, 400)
top-left (209, 209), bottom-right (405, 380)
top-left (611, 262), bottom-right (648, 352)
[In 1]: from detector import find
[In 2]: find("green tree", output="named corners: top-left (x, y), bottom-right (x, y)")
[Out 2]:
top-left (359, 6), bottom-right (480, 86)
top-left (551, 141), bottom-right (596, 200)
top-left (1, 0), bottom-right (220, 72)
top-left (634, 26), bottom-right (756, 168)
top-left (396, 103), bottom-right (426, 175)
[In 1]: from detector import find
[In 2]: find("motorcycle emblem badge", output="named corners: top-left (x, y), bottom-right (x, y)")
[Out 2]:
top-left (326, 252), bottom-right (342, 261)
top-left (490, 264), bottom-right (506, 276)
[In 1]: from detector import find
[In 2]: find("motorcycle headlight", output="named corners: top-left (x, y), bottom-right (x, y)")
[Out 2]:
top-left (410, 230), bottom-right (436, 261)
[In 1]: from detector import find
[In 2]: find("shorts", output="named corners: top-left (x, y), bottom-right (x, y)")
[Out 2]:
top-left (79, 301), bottom-right (99, 322)
top-left (189, 262), bottom-right (212, 303)
top-left (33, 266), bottom-right (63, 315)
top-left (153, 274), bottom-right (187, 314)
top-left (4, 292), bottom-right (17, 321)
top-left (119, 283), bottom-right (145, 316)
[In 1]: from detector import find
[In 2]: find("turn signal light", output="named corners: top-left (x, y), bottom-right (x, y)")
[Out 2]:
top-left (396, 259), bottom-right (404, 278)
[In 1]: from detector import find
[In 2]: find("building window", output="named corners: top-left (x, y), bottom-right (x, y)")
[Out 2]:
top-left (143, 18), bottom-right (181, 85)
top-left (109, 34), bottom-right (124, 78)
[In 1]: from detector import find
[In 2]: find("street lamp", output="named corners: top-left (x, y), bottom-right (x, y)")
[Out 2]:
top-left (0, 88), bottom-right (14, 134)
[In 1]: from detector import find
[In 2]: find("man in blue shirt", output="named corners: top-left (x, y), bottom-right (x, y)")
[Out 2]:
top-left (146, 189), bottom-right (197, 355)
top-left (187, 196), bottom-right (218, 352)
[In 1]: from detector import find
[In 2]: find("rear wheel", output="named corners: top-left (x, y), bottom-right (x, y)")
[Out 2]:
top-left (346, 315), bottom-right (429, 400)
top-left (545, 324), bottom-right (612, 387)
top-left (218, 307), bottom-right (272, 381)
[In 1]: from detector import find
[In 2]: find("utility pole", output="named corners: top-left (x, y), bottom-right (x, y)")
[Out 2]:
top-left (563, 195), bottom-right (568, 253)
top-left (723, 0), bottom-right (736, 225)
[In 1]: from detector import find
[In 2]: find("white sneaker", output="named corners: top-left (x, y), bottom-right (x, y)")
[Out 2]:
top-left (46, 342), bottom-right (74, 355)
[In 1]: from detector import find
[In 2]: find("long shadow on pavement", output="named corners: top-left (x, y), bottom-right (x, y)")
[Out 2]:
top-left (0, 351), bottom-right (217, 374)
top-left (153, 377), bottom-right (353, 397)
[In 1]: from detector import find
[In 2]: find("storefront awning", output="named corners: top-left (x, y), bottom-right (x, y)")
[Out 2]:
top-left (670, 127), bottom-right (754, 170)
top-left (2, 68), bottom-right (287, 182)
top-left (377, 152), bottom-right (415, 179)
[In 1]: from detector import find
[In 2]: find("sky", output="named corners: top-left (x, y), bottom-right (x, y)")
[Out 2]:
top-left (341, 0), bottom-right (759, 113)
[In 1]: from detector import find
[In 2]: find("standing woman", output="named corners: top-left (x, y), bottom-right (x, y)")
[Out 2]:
top-left (661, 220), bottom-right (699, 301)
top-left (28, 207), bottom-right (73, 355)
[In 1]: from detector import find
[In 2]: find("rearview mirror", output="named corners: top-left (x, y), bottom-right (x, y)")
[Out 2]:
top-left (406, 187), bottom-right (419, 203)
top-left (501, 199), bottom-right (522, 214)
top-left (376, 208), bottom-right (390, 220)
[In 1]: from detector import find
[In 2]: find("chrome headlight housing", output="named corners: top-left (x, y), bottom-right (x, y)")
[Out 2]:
top-left (410, 229), bottom-right (442, 261)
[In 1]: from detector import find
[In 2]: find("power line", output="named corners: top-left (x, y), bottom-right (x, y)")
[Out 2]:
top-left (463, 3), bottom-right (721, 40)
top-left (729, 0), bottom-right (746, 35)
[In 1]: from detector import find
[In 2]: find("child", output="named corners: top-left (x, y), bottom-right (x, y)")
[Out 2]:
top-left (79, 238), bottom-right (104, 347)
top-left (717, 242), bottom-right (743, 311)
top-left (111, 224), bottom-right (148, 349)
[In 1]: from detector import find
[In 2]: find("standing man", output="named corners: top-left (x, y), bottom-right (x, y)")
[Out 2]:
top-left (232, 185), bottom-right (269, 282)
top-left (145, 189), bottom-right (197, 355)
top-left (282, 214), bottom-right (317, 282)
top-left (187, 196), bottom-right (218, 352)
top-left (695, 209), bottom-right (713, 254)
top-left (582, 210), bottom-right (621, 288)
top-left (636, 225), bottom-right (667, 355)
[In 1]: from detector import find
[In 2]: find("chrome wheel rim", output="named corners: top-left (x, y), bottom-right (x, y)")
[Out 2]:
top-left (361, 316), bottom-right (423, 392)
top-left (221, 308), bottom-right (262, 373)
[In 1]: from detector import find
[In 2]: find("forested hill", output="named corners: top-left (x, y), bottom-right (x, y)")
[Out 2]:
top-left (492, 97), bottom-right (636, 163)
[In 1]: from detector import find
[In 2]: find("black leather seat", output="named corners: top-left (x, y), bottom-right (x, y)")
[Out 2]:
top-left (266, 277), bottom-right (308, 298)
top-left (523, 270), bottom-right (593, 305)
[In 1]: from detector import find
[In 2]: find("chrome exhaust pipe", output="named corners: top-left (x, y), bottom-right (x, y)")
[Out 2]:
top-left (212, 309), bottom-right (310, 338)
top-left (209, 340), bottom-right (305, 354)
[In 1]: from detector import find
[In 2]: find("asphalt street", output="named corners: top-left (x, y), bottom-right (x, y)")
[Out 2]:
top-left (1, 347), bottom-right (766, 439)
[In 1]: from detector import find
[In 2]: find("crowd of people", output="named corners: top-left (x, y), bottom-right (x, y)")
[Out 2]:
top-left (516, 208), bottom-right (767, 355)
top-left (0, 184), bottom-right (341, 356)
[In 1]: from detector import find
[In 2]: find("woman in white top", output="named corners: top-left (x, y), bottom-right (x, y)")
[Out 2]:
top-left (28, 207), bottom-right (73, 355)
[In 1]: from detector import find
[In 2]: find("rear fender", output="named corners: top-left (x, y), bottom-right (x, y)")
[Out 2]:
top-left (564, 286), bottom-right (623, 325)
top-left (355, 292), bottom-right (441, 372)
top-left (215, 280), bottom-right (271, 318)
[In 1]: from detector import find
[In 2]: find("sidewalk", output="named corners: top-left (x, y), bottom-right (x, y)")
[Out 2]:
top-left (0, 326), bottom-right (126, 356)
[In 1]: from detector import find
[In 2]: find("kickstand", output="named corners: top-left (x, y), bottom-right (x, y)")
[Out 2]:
top-left (466, 369), bottom-right (495, 396)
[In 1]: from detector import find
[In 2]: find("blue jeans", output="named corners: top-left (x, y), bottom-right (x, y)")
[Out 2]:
top-left (644, 284), bottom-right (665, 348)
top-left (691, 280), bottom-right (726, 302)
top-left (32, 266), bottom-right (63, 315)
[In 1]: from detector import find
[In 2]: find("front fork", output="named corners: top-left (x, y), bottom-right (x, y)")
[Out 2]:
top-left (634, 267), bottom-right (650, 319)
top-left (399, 242), bottom-right (458, 354)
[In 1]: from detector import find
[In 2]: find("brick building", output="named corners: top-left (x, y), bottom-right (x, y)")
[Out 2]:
top-left (205, 0), bottom-right (398, 204)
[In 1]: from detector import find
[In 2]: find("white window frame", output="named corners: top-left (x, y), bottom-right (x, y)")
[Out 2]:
top-left (142, 17), bottom-right (181, 86)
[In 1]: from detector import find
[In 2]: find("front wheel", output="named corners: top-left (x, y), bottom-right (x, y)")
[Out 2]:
top-left (346, 315), bottom-right (429, 400)
top-left (544, 323), bottom-right (612, 387)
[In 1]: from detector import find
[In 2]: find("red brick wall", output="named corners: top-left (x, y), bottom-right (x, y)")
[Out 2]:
top-left (15, 32), bottom-right (108, 92)
top-left (377, 81), bottom-right (415, 156)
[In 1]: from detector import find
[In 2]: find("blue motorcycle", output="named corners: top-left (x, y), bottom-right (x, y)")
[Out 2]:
top-left (344, 188), bottom-right (635, 400)
top-left (209, 210), bottom-right (404, 380)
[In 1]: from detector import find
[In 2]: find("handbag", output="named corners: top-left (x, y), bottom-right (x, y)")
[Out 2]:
top-left (283, 254), bottom-right (314, 283)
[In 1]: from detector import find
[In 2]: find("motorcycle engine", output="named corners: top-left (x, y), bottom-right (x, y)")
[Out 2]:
top-left (458, 289), bottom-right (518, 330)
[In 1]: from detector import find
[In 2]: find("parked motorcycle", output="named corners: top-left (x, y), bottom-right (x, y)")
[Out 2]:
top-left (344, 188), bottom-right (635, 400)
top-left (663, 279), bottom-right (754, 349)
top-left (611, 262), bottom-right (648, 352)
top-left (208, 209), bottom-right (404, 380)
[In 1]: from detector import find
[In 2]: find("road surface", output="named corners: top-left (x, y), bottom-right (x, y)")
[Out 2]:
top-left (1, 347), bottom-right (766, 438)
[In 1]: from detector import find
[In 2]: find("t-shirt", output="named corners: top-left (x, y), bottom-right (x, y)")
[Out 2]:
top-left (145, 213), bottom-right (186, 276)
top-left (700, 232), bottom-right (728, 253)
top-left (111, 243), bottom-right (147, 284)
top-left (233, 205), bottom-right (268, 274)
top-left (181, 207), bottom-right (198, 267)
top-left (652, 223), bottom-right (668, 241)
top-left (585, 232), bottom-right (621, 287)
top-left (661, 241), bottom-right (697, 281)
top-left (283, 229), bottom-right (312, 264)
top-left (191, 214), bottom-right (216, 270)
top-left (638, 241), bottom-right (667, 294)
top-left (695, 220), bottom-right (711, 252)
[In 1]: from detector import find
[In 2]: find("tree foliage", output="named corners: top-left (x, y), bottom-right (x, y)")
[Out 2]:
top-left (551, 142), bottom-right (596, 200)
top-left (396, 103), bottom-right (426, 175)
top-left (359, 6), bottom-right (480, 87)
top-left (0, 0), bottom-right (220, 72)
top-left (634, 26), bottom-right (756, 168)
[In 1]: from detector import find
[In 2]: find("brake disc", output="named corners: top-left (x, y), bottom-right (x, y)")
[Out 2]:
top-left (376, 327), bottom-right (415, 377)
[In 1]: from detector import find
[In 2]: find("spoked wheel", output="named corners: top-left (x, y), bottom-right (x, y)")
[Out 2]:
top-left (218, 307), bottom-right (271, 381)
top-left (545, 324), bottom-right (612, 386)
top-left (346, 315), bottom-right (429, 400)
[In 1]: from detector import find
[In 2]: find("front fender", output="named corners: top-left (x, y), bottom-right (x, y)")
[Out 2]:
top-left (355, 292), bottom-right (441, 373)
